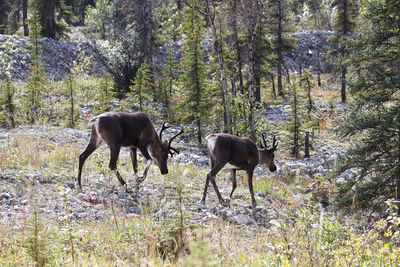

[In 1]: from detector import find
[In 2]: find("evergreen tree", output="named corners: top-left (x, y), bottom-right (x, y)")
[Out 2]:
top-left (0, 36), bottom-right (19, 128)
top-left (332, 0), bottom-right (357, 103)
top-left (0, 77), bottom-right (15, 128)
top-left (254, 21), bottom-right (274, 102)
top-left (227, 0), bottom-right (245, 95)
top-left (265, 0), bottom-right (296, 98)
top-left (300, 70), bottom-right (314, 115)
top-left (288, 83), bottom-right (305, 158)
top-left (177, 0), bottom-right (207, 144)
top-left (129, 59), bottom-right (153, 112)
top-left (334, 0), bottom-right (400, 209)
top-left (94, 72), bottom-right (115, 114)
top-left (0, 0), bottom-right (11, 34)
top-left (204, 0), bottom-right (232, 131)
top-left (160, 45), bottom-right (178, 118)
top-left (25, 6), bottom-right (47, 124)
top-left (84, 0), bottom-right (113, 39)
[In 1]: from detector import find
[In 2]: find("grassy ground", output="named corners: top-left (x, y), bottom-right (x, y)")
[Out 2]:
top-left (1, 127), bottom-right (399, 266)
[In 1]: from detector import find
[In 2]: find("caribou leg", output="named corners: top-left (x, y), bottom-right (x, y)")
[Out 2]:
top-left (77, 129), bottom-right (101, 190)
top-left (246, 169), bottom-right (257, 208)
top-left (201, 157), bottom-right (215, 205)
top-left (130, 147), bottom-right (138, 174)
top-left (136, 145), bottom-right (153, 184)
top-left (229, 169), bottom-right (237, 205)
top-left (202, 159), bottom-right (228, 206)
top-left (109, 144), bottom-right (126, 187)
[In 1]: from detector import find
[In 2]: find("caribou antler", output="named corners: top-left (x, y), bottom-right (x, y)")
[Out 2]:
top-left (272, 135), bottom-right (279, 151)
top-left (168, 127), bottom-right (184, 156)
top-left (259, 141), bottom-right (264, 148)
top-left (159, 122), bottom-right (171, 140)
top-left (262, 132), bottom-right (268, 148)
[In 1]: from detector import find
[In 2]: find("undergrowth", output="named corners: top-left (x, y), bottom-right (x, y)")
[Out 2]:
top-left (0, 132), bottom-right (399, 266)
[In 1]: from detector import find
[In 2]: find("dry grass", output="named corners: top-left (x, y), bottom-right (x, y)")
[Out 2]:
top-left (1, 130), bottom-right (399, 266)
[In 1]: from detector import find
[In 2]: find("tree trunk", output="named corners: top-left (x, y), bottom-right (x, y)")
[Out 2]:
top-left (23, 0), bottom-right (28, 36)
top-left (341, 66), bottom-right (347, 103)
top-left (277, 0), bottom-right (285, 98)
top-left (40, 0), bottom-right (56, 38)
top-left (255, 75), bottom-right (261, 102)
top-left (317, 50), bottom-right (321, 86)
top-left (206, 1), bottom-right (231, 131)
top-left (0, 0), bottom-right (8, 34)
top-left (247, 21), bottom-right (259, 140)
top-left (142, 0), bottom-right (152, 61)
top-left (305, 131), bottom-right (310, 158)
top-left (340, 0), bottom-right (349, 103)
top-left (271, 74), bottom-right (276, 99)
top-left (194, 39), bottom-right (202, 144)
top-left (232, 0), bottom-right (244, 94)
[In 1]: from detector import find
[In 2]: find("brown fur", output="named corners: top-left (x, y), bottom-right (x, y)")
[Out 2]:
top-left (201, 133), bottom-right (277, 207)
top-left (77, 112), bottom-right (183, 189)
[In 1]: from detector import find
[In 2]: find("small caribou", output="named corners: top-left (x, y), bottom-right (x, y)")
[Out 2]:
top-left (201, 133), bottom-right (278, 207)
top-left (77, 112), bottom-right (183, 189)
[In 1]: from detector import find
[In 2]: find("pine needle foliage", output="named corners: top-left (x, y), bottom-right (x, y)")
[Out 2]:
top-left (129, 59), bottom-right (153, 112)
top-left (0, 77), bottom-right (15, 127)
top-left (26, 203), bottom-right (48, 267)
top-left (177, 0), bottom-right (208, 144)
top-left (334, 0), bottom-right (400, 209)
top-left (94, 72), bottom-right (116, 114)
top-left (25, 5), bottom-right (47, 124)
top-left (288, 83), bottom-right (305, 158)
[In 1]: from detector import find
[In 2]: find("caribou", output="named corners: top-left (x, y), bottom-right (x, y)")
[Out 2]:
top-left (77, 112), bottom-right (183, 189)
top-left (201, 133), bottom-right (278, 207)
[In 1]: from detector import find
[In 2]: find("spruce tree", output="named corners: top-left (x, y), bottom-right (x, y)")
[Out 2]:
top-left (0, 36), bottom-right (18, 128)
top-left (0, 77), bottom-right (15, 128)
top-left (160, 46), bottom-right (178, 118)
top-left (265, 0), bottom-right (296, 98)
top-left (332, 0), bottom-right (357, 103)
top-left (335, 0), bottom-right (400, 209)
top-left (289, 83), bottom-right (305, 158)
top-left (254, 21), bottom-right (274, 102)
top-left (129, 59), bottom-right (153, 112)
top-left (177, 0), bottom-right (207, 144)
top-left (95, 72), bottom-right (115, 114)
top-left (25, 6), bottom-right (47, 124)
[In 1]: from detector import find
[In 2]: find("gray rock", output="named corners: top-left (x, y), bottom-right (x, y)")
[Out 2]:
top-left (76, 193), bottom-right (90, 201)
top-left (0, 193), bottom-right (12, 200)
top-left (126, 205), bottom-right (141, 215)
top-left (269, 219), bottom-right (282, 228)
top-left (232, 214), bottom-right (256, 225)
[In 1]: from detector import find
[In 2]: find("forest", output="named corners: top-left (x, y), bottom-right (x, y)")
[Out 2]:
top-left (0, 0), bottom-right (399, 265)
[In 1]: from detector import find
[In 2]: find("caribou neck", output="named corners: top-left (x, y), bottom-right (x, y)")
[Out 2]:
top-left (147, 133), bottom-right (163, 155)
top-left (257, 148), bottom-right (265, 165)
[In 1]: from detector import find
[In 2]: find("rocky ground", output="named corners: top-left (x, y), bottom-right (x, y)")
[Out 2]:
top-left (0, 30), bottom-right (335, 82)
top-left (0, 103), bottom-right (344, 231)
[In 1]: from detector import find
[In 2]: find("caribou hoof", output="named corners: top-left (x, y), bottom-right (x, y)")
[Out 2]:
top-left (219, 198), bottom-right (229, 207)
top-left (198, 201), bottom-right (207, 210)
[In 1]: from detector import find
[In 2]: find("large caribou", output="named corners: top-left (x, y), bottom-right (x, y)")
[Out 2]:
top-left (201, 133), bottom-right (278, 207)
top-left (77, 112), bottom-right (183, 189)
